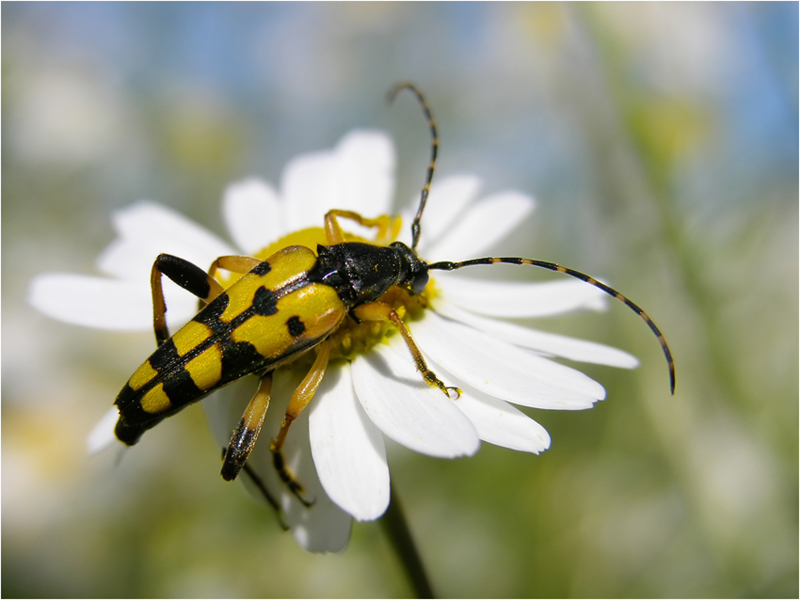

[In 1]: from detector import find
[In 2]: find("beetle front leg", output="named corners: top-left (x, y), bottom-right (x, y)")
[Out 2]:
top-left (270, 341), bottom-right (333, 506)
top-left (324, 209), bottom-right (398, 245)
top-left (352, 301), bottom-right (461, 399)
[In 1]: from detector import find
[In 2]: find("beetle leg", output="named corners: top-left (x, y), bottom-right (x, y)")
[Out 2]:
top-left (150, 253), bottom-right (227, 346)
top-left (324, 209), bottom-right (396, 245)
top-left (207, 255), bottom-right (264, 281)
top-left (270, 341), bottom-right (333, 506)
top-left (219, 444), bottom-right (289, 530)
top-left (199, 255), bottom-right (267, 311)
top-left (150, 254), bottom-right (267, 346)
top-left (221, 373), bottom-right (273, 482)
top-left (238, 457), bottom-right (289, 530)
top-left (352, 302), bottom-right (461, 399)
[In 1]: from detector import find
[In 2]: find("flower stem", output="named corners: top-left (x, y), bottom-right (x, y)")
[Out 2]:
top-left (381, 480), bottom-right (435, 598)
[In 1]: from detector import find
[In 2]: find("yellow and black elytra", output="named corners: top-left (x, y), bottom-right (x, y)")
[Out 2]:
top-left (114, 84), bottom-right (675, 504)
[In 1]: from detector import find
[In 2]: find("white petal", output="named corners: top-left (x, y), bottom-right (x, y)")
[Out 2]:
top-left (269, 371), bottom-right (354, 552)
top-left (401, 175), bottom-right (482, 249)
top-left (30, 273), bottom-right (147, 330)
top-left (29, 273), bottom-right (199, 331)
top-left (97, 202), bottom-right (235, 280)
top-left (454, 388), bottom-right (551, 454)
top-left (282, 131), bottom-right (395, 234)
top-left (434, 298), bottom-right (640, 369)
top-left (423, 191), bottom-right (536, 262)
top-left (411, 310), bottom-right (605, 410)
top-left (351, 340), bottom-right (480, 458)
top-left (309, 363), bottom-right (390, 522)
top-left (202, 379), bottom-right (246, 450)
top-left (436, 273), bottom-right (607, 318)
top-left (223, 178), bottom-right (285, 254)
top-left (87, 406), bottom-right (123, 455)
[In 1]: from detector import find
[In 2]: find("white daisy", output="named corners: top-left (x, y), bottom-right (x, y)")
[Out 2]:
top-left (29, 130), bottom-right (640, 553)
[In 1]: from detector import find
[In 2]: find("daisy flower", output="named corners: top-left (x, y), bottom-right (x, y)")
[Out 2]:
top-left (29, 130), bottom-right (640, 553)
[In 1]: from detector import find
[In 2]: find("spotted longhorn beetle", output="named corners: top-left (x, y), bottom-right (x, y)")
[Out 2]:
top-left (114, 84), bottom-right (675, 504)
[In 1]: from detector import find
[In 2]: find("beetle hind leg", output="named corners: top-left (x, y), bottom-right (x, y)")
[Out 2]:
top-left (150, 253), bottom-right (264, 346)
top-left (221, 373), bottom-right (273, 482)
top-left (269, 341), bottom-right (333, 507)
top-left (150, 253), bottom-right (227, 346)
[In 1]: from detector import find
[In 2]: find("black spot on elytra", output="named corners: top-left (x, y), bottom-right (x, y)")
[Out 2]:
top-left (251, 261), bottom-right (271, 276)
top-left (286, 316), bottom-right (305, 337)
top-left (194, 292), bottom-right (230, 326)
top-left (148, 339), bottom-right (179, 371)
top-left (115, 383), bottom-right (137, 411)
top-left (162, 368), bottom-right (203, 409)
top-left (253, 286), bottom-right (279, 316)
top-left (220, 339), bottom-right (269, 381)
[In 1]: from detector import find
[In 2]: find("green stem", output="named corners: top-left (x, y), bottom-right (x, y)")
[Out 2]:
top-left (381, 480), bottom-right (435, 599)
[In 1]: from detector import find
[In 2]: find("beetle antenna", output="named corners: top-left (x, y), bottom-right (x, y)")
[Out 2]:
top-left (428, 257), bottom-right (675, 394)
top-left (388, 83), bottom-right (438, 251)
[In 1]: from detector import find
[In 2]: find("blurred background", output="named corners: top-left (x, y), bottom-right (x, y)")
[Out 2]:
top-left (3, 3), bottom-right (797, 597)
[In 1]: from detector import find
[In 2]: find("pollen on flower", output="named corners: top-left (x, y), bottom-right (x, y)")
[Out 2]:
top-left (237, 221), bottom-right (438, 368)
top-left (255, 227), bottom-right (329, 261)
top-left (325, 282), bottom-right (433, 362)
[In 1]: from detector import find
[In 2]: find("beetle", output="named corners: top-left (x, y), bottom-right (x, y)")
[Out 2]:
top-left (114, 84), bottom-right (675, 503)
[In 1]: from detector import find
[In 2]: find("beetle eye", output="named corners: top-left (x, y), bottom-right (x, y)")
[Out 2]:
top-left (411, 270), bottom-right (429, 295)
